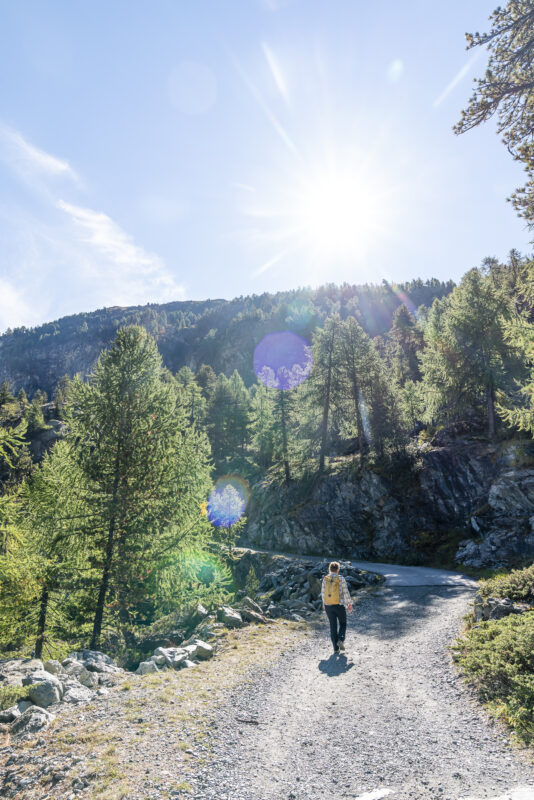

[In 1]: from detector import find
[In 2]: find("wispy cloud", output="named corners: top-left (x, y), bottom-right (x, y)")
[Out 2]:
top-left (0, 124), bottom-right (184, 330)
top-left (0, 277), bottom-right (36, 331)
top-left (433, 51), bottom-right (482, 108)
top-left (0, 124), bottom-right (78, 183)
top-left (57, 200), bottom-right (183, 303)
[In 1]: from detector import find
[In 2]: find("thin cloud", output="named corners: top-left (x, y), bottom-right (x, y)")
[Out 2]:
top-left (58, 200), bottom-right (184, 303)
top-left (433, 51), bottom-right (482, 108)
top-left (0, 124), bottom-right (78, 183)
top-left (0, 277), bottom-right (35, 331)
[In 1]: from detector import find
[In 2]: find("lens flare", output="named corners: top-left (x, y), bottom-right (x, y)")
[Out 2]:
top-left (254, 330), bottom-right (313, 390)
top-left (207, 475), bottom-right (250, 528)
top-left (395, 290), bottom-right (418, 317)
top-left (285, 298), bottom-right (315, 330)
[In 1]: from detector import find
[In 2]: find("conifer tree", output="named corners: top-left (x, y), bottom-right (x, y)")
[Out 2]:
top-left (65, 326), bottom-right (211, 649)
top-left (250, 383), bottom-right (276, 468)
top-left (337, 316), bottom-right (373, 459)
top-left (308, 315), bottom-right (341, 473)
top-left (420, 269), bottom-right (522, 436)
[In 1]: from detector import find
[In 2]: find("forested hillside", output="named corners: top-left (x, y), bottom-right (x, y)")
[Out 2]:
top-left (1, 249), bottom-right (533, 666)
top-left (0, 278), bottom-right (454, 396)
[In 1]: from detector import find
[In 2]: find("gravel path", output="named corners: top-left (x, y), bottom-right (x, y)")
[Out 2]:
top-left (189, 581), bottom-right (534, 800)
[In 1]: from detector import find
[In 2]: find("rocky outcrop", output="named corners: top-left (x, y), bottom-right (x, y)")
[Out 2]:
top-left (0, 651), bottom-right (124, 739)
top-left (243, 439), bottom-right (534, 569)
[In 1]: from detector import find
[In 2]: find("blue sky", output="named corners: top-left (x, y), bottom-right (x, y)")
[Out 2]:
top-left (0, 0), bottom-right (532, 332)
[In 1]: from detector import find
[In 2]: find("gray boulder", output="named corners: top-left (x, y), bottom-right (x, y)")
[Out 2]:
top-left (10, 705), bottom-right (54, 738)
top-left (149, 653), bottom-right (167, 666)
top-left (0, 658), bottom-right (44, 687)
top-left (22, 671), bottom-right (63, 708)
top-left (473, 594), bottom-right (532, 622)
top-left (217, 606), bottom-right (244, 628)
top-left (240, 596), bottom-right (264, 614)
top-left (136, 660), bottom-right (160, 675)
top-left (185, 639), bottom-right (213, 660)
top-left (62, 660), bottom-right (99, 689)
top-left (0, 705), bottom-right (19, 723)
top-left (240, 608), bottom-right (268, 624)
top-left (61, 681), bottom-right (94, 704)
top-left (153, 646), bottom-right (188, 669)
top-left (43, 659), bottom-right (65, 676)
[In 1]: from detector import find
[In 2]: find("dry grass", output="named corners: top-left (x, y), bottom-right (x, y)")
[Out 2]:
top-left (3, 619), bottom-right (307, 800)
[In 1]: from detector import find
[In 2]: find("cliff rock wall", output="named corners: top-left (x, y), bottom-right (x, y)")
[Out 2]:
top-left (243, 440), bottom-right (534, 569)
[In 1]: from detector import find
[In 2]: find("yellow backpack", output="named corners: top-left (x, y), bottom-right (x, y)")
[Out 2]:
top-left (324, 574), bottom-right (341, 605)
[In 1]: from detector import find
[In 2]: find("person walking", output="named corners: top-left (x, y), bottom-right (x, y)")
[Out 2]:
top-left (322, 561), bottom-right (353, 654)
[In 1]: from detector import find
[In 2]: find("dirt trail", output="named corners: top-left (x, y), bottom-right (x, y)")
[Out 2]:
top-left (189, 564), bottom-right (534, 800)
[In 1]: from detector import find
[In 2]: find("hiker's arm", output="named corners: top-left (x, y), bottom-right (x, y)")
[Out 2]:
top-left (321, 577), bottom-right (326, 610)
top-left (342, 577), bottom-right (353, 611)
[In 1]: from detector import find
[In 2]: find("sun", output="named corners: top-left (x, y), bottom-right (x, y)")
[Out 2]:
top-left (241, 149), bottom-right (394, 277)
top-left (293, 164), bottom-right (384, 259)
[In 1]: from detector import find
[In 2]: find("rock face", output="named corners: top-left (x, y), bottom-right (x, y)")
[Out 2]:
top-left (243, 439), bottom-right (534, 569)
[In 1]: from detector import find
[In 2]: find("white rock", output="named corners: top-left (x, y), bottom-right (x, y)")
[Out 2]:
top-left (188, 639), bottom-right (214, 660)
top-left (61, 682), bottom-right (94, 704)
top-left (136, 660), bottom-right (160, 675)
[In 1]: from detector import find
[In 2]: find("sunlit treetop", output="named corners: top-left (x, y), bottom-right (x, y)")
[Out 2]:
top-left (454, 0), bottom-right (534, 226)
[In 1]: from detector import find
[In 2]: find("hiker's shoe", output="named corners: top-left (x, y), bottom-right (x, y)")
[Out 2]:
top-left (338, 640), bottom-right (345, 651)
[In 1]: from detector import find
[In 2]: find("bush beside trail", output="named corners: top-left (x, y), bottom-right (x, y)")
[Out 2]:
top-left (454, 563), bottom-right (534, 746)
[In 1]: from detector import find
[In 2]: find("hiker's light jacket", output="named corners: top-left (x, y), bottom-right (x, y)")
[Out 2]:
top-left (321, 574), bottom-right (352, 607)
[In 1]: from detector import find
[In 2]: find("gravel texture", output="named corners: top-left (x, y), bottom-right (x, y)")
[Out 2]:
top-left (189, 585), bottom-right (534, 800)
top-left (2, 568), bottom-right (533, 800)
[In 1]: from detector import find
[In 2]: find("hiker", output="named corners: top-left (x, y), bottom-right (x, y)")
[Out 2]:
top-left (322, 561), bottom-right (353, 654)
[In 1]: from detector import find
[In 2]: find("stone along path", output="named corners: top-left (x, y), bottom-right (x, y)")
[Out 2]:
top-left (189, 563), bottom-right (534, 800)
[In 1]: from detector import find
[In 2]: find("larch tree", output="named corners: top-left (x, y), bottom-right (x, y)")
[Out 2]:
top-left (65, 326), bottom-right (211, 649)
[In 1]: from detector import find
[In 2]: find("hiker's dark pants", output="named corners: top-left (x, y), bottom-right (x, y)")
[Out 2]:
top-left (325, 604), bottom-right (346, 649)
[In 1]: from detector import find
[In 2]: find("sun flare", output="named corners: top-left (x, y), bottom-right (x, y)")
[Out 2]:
top-left (293, 165), bottom-right (384, 258)
top-left (241, 150), bottom-right (395, 279)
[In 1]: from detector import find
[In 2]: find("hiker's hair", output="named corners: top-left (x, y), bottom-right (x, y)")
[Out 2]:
top-left (329, 561), bottom-right (340, 573)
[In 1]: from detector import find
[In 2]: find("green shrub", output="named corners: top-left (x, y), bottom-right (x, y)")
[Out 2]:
top-left (478, 564), bottom-right (534, 604)
top-left (0, 685), bottom-right (30, 711)
top-left (453, 611), bottom-right (534, 744)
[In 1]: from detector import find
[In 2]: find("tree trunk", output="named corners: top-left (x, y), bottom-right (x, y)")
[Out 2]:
top-left (319, 329), bottom-right (335, 474)
top-left (34, 585), bottom-right (49, 659)
top-left (90, 438), bottom-right (122, 650)
top-left (487, 380), bottom-right (496, 439)
top-left (280, 392), bottom-right (290, 484)
top-left (351, 371), bottom-right (366, 461)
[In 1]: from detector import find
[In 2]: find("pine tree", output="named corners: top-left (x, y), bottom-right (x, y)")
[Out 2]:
top-left (390, 304), bottom-right (423, 384)
top-left (65, 326), bottom-right (211, 649)
top-left (454, 1), bottom-right (534, 226)
top-left (0, 381), bottom-right (14, 406)
top-left (207, 371), bottom-right (251, 469)
top-left (250, 383), bottom-right (276, 468)
top-left (176, 367), bottom-right (207, 428)
top-left (308, 315), bottom-right (341, 473)
top-left (337, 316), bottom-right (373, 459)
top-left (420, 269), bottom-right (522, 436)
top-left (196, 364), bottom-right (217, 401)
top-left (21, 441), bottom-right (90, 657)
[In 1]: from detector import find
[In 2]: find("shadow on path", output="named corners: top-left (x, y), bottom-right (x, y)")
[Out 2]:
top-left (317, 653), bottom-right (355, 676)
top-left (310, 586), bottom-right (474, 643)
